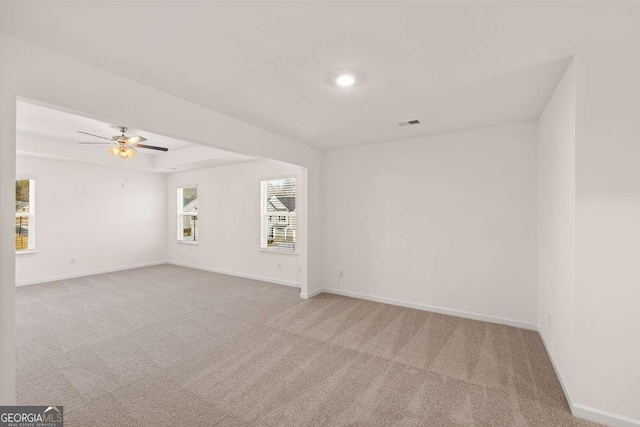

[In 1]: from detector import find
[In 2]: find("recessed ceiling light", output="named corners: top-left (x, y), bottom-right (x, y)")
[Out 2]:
top-left (334, 73), bottom-right (356, 88)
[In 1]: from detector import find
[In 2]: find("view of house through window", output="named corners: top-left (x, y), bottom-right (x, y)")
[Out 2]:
top-left (15, 179), bottom-right (35, 252)
top-left (177, 187), bottom-right (198, 242)
top-left (261, 177), bottom-right (296, 252)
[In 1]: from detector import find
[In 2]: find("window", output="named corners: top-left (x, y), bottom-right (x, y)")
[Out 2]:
top-left (261, 178), bottom-right (296, 252)
top-left (177, 187), bottom-right (198, 242)
top-left (15, 179), bottom-right (35, 252)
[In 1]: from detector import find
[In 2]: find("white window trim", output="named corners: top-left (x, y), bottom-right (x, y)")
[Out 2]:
top-left (176, 185), bottom-right (199, 243)
top-left (15, 178), bottom-right (36, 254)
top-left (260, 176), bottom-right (298, 254)
top-left (15, 250), bottom-right (38, 255)
top-left (259, 248), bottom-right (299, 256)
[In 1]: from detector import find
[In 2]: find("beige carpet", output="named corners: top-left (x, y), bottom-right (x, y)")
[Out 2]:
top-left (15, 265), bottom-right (596, 426)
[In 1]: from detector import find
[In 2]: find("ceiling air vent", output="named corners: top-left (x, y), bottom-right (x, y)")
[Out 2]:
top-left (397, 119), bottom-right (420, 127)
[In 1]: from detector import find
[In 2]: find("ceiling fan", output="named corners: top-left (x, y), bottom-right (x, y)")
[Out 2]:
top-left (78, 126), bottom-right (169, 159)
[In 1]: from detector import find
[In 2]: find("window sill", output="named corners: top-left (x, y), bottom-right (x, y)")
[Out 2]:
top-left (259, 248), bottom-right (299, 256)
top-left (16, 250), bottom-right (37, 256)
top-left (176, 241), bottom-right (199, 245)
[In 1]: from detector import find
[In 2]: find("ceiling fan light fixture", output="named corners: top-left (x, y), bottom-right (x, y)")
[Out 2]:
top-left (120, 147), bottom-right (137, 159)
top-left (81, 127), bottom-right (166, 158)
top-left (109, 145), bottom-right (137, 159)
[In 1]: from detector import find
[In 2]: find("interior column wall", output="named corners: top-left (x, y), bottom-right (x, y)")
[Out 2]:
top-left (573, 42), bottom-right (640, 422)
top-left (537, 60), bottom-right (576, 403)
top-left (0, 36), bottom-right (17, 403)
top-left (539, 46), bottom-right (640, 424)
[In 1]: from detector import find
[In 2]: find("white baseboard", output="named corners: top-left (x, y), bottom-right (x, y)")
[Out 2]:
top-left (313, 287), bottom-right (537, 330)
top-left (300, 288), bottom-right (324, 299)
top-left (571, 403), bottom-right (640, 427)
top-left (167, 261), bottom-right (301, 289)
top-left (15, 261), bottom-right (167, 287)
top-left (538, 329), bottom-right (640, 427)
top-left (572, 404), bottom-right (640, 427)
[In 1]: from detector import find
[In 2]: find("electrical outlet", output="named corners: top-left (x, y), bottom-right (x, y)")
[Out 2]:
top-left (69, 258), bottom-right (75, 265)
top-left (338, 270), bottom-right (344, 279)
top-left (277, 262), bottom-right (282, 270)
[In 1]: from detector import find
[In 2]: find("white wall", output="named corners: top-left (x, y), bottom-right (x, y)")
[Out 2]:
top-left (15, 156), bottom-right (167, 285)
top-left (166, 160), bottom-right (303, 286)
top-left (572, 43), bottom-right (640, 423)
top-left (537, 60), bottom-right (576, 402)
top-left (323, 122), bottom-right (539, 326)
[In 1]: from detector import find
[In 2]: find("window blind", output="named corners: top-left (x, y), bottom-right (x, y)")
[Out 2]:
top-left (177, 187), bottom-right (198, 242)
top-left (261, 178), bottom-right (296, 252)
top-left (15, 179), bottom-right (35, 251)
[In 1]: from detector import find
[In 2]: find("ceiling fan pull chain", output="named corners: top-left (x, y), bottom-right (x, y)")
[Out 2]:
top-left (122, 158), bottom-right (129, 188)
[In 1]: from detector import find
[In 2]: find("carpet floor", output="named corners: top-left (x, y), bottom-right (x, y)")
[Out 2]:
top-left (15, 265), bottom-right (596, 426)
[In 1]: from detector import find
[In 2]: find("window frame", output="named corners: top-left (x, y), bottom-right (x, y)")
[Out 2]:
top-left (15, 178), bottom-right (36, 254)
top-left (260, 175), bottom-right (298, 254)
top-left (176, 185), bottom-right (199, 244)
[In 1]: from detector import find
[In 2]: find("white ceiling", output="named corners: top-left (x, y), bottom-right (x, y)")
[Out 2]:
top-left (16, 101), bottom-right (255, 172)
top-left (2, 2), bottom-right (640, 150)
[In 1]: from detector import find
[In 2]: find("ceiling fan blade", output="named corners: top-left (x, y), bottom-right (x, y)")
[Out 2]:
top-left (77, 130), bottom-right (112, 141)
top-left (79, 142), bottom-right (111, 145)
top-left (135, 143), bottom-right (169, 152)
top-left (126, 135), bottom-right (147, 144)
